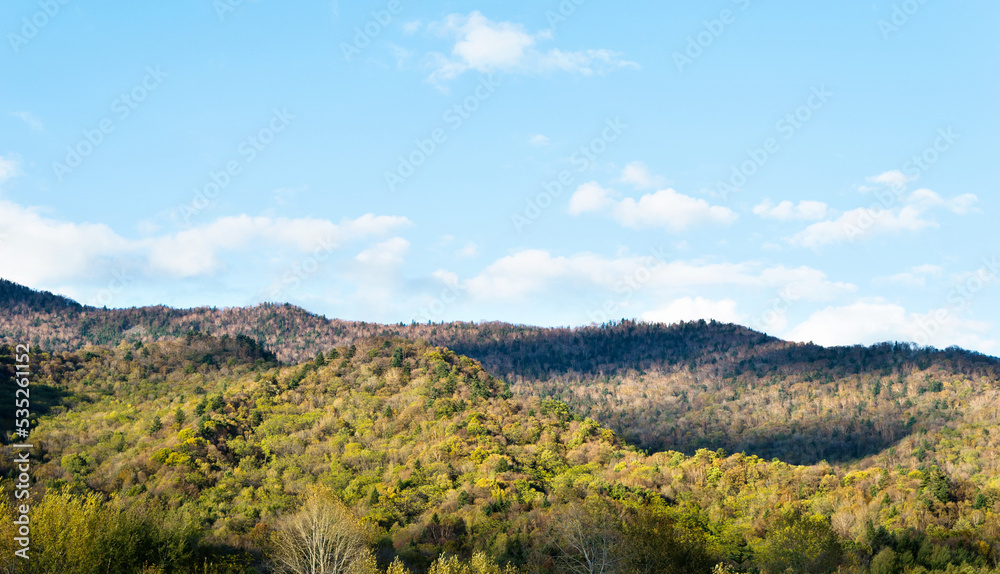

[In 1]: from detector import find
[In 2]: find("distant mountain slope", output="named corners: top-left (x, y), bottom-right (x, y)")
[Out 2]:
top-left (3, 279), bottom-right (1000, 467)
top-left (0, 278), bottom-right (82, 313)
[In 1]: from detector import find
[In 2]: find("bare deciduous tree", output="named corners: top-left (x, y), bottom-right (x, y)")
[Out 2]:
top-left (553, 502), bottom-right (622, 574)
top-left (273, 488), bottom-right (370, 574)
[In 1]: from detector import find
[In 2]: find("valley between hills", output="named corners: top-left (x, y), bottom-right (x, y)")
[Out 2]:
top-left (1, 278), bottom-right (1000, 574)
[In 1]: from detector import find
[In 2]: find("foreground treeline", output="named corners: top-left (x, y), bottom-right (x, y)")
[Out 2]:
top-left (1, 337), bottom-right (1000, 573)
top-left (0, 486), bottom-right (997, 574)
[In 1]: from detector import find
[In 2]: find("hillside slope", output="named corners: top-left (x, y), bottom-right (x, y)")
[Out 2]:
top-left (2, 335), bottom-right (1000, 573)
top-left (2, 279), bottom-right (999, 468)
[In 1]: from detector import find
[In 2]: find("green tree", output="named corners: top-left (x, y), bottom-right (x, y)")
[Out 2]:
top-left (61, 452), bottom-right (95, 477)
top-left (921, 465), bottom-right (953, 503)
top-left (756, 512), bottom-right (842, 574)
top-left (620, 506), bottom-right (712, 574)
top-left (869, 547), bottom-right (897, 574)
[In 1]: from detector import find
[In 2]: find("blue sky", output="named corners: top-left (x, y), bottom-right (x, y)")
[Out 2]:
top-left (1, 1), bottom-right (998, 354)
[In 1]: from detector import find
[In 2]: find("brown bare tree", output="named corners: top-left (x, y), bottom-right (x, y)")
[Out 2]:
top-left (553, 501), bottom-right (623, 574)
top-left (273, 487), bottom-right (370, 574)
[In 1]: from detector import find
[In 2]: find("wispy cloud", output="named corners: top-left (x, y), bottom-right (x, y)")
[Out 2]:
top-left (787, 174), bottom-right (978, 248)
top-left (0, 198), bottom-right (411, 284)
top-left (753, 199), bottom-right (829, 221)
top-left (10, 111), bottom-right (43, 131)
top-left (873, 264), bottom-right (943, 288)
top-left (787, 299), bottom-right (996, 354)
top-left (641, 297), bottom-right (744, 325)
top-left (568, 182), bottom-right (737, 232)
top-left (0, 155), bottom-right (20, 184)
top-left (619, 161), bottom-right (667, 189)
top-left (460, 249), bottom-right (854, 303)
top-left (529, 134), bottom-right (550, 146)
top-left (424, 11), bottom-right (638, 85)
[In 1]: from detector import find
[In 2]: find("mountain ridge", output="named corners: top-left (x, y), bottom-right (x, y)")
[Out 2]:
top-left (2, 278), bottom-right (996, 367)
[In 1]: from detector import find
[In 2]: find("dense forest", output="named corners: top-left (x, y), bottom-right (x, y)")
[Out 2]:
top-left (4, 279), bottom-right (999, 465)
top-left (1, 280), bottom-right (1000, 573)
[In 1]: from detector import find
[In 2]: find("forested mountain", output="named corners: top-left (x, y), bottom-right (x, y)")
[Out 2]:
top-left (2, 280), bottom-right (1000, 573)
top-left (2, 280), bottom-right (999, 465)
top-left (1, 335), bottom-right (1000, 573)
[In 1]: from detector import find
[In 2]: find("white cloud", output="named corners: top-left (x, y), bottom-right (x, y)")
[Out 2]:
top-left (786, 299), bottom-right (996, 354)
top-left (0, 198), bottom-right (411, 285)
top-left (272, 186), bottom-right (306, 206)
top-left (387, 44), bottom-right (413, 69)
top-left (787, 301), bottom-right (912, 345)
top-left (619, 161), bottom-right (666, 189)
top-left (789, 206), bottom-right (931, 247)
top-left (753, 199), bottom-right (829, 221)
top-left (641, 297), bottom-right (744, 325)
top-left (0, 200), bottom-right (131, 285)
top-left (464, 249), bottom-right (593, 300)
top-left (874, 264), bottom-right (943, 288)
top-left (875, 273), bottom-right (924, 288)
top-left (908, 188), bottom-right (979, 215)
top-left (425, 11), bottom-right (638, 84)
top-left (865, 169), bottom-right (914, 191)
top-left (612, 190), bottom-right (738, 231)
top-left (788, 188), bottom-right (978, 248)
top-left (10, 111), bottom-right (43, 131)
top-left (147, 214), bottom-right (409, 277)
top-left (432, 269), bottom-right (459, 286)
top-left (757, 266), bottom-right (858, 302)
top-left (569, 183), bottom-right (737, 232)
top-left (455, 241), bottom-right (479, 258)
top-left (462, 249), bottom-right (855, 303)
top-left (568, 182), bottom-right (615, 215)
top-left (402, 20), bottom-right (422, 34)
top-left (356, 237), bottom-right (410, 266)
top-left (529, 134), bottom-right (550, 146)
top-left (0, 156), bottom-right (20, 184)
top-left (534, 48), bottom-right (638, 75)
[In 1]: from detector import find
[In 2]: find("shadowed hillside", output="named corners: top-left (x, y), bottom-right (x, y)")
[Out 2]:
top-left (2, 279), bottom-right (1000, 467)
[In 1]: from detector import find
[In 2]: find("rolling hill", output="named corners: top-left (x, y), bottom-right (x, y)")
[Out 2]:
top-left (2, 279), bottom-right (1000, 573)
